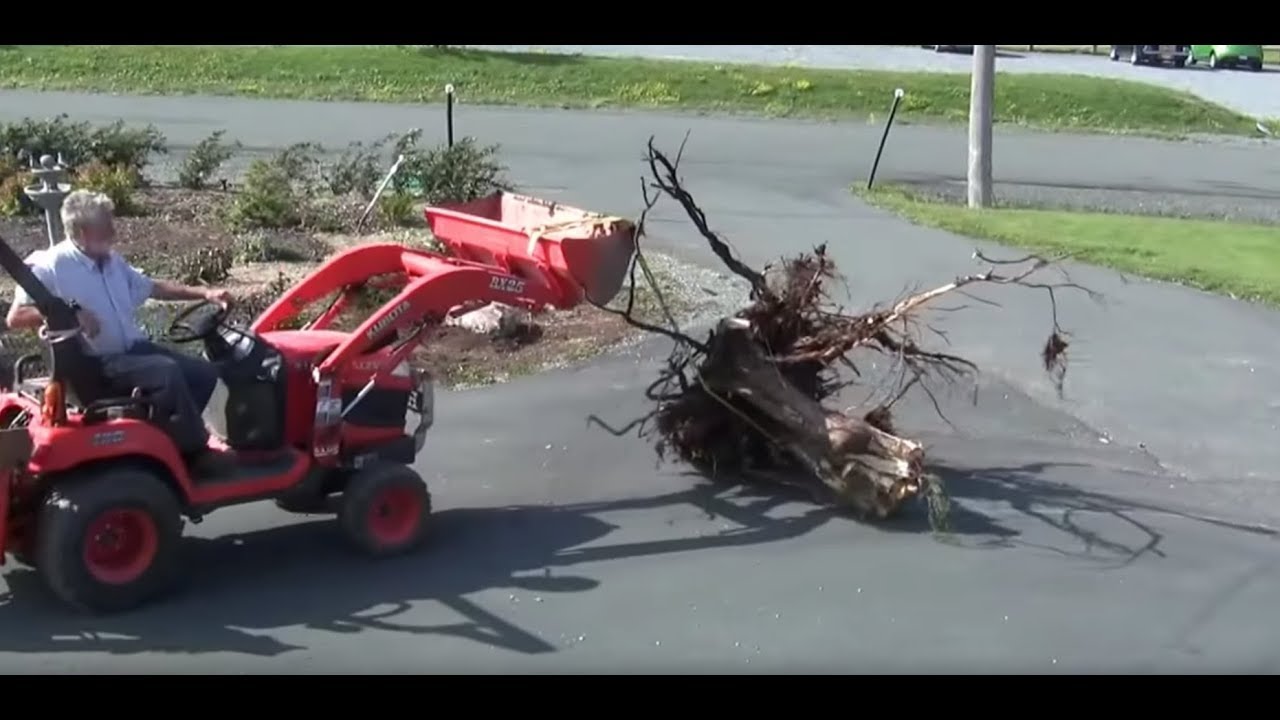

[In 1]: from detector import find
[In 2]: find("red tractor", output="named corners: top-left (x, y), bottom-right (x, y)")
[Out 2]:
top-left (0, 192), bottom-right (635, 613)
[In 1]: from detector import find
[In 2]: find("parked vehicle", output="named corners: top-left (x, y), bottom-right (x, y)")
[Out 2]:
top-left (1109, 45), bottom-right (1190, 67)
top-left (922, 45), bottom-right (974, 54)
top-left (1188, 45), bottom-right (1264, 71)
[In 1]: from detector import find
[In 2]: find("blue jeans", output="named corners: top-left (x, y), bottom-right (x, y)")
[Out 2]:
top-left (99, 340), bottom-right (220, 454)
top-left (128, 340), bottom-right (220, 410)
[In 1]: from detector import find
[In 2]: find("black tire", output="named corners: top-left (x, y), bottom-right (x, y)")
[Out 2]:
top-left (338, 463), bottom-right (431, 556)
top-left (1109, 47), bottom-right (1120, 61)
top-left (1249, 58), bottom-right (1263, 72)
top-left (1130, 47), bottom-right (1143, 65)
top-left (1173, 57), bottom-right (1187, 68)
top-left (35, 467), bottom-right (183, 614)
top-left (1209, 52), bottom-right (1219, 69)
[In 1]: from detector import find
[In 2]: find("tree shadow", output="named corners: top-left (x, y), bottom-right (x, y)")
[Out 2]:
top-left (417, 46), bottom-right (583, 67)
top-left (882, 461), bottom-right (1278, 567)
top-left (0, 482), bottom-right (836, 658)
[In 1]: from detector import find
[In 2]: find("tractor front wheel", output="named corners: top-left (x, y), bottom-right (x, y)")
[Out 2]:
top-left (35, 468), bottom-right (183, 614)
top-left (338, 463), bottom-right (431, 556)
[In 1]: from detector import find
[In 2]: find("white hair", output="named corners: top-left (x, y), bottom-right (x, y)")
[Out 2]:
top-left (60, 189), bottom-right (116, 240)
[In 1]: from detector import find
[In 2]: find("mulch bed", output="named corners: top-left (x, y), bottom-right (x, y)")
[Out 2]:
top-left (0, 185), bottom-right (641, 388)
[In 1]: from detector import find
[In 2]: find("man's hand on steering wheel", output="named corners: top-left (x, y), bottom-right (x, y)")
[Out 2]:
top-left (204, 288), bottom-right (234, 308)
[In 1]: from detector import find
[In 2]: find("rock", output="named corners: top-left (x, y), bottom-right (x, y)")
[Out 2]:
top-left (446, 302), bottom-right (537, 339)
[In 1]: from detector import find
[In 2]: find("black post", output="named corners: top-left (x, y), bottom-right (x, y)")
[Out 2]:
top-left (866, 88), bottom-right (905, 191)
top-left (445, 83), bottom-right (455, 148)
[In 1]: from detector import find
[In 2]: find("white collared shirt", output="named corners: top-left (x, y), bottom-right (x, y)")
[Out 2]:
top-left (11, 240), bottom-right (154, 356)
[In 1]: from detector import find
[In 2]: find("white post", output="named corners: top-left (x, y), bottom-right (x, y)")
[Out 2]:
top-left (968, 45), bottom-right (995, 209)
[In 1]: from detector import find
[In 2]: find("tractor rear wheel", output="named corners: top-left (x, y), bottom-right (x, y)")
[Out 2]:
top-left (35, 467), bottom-right (183, 614)
top-left (338, 463), bottom-right (431, 556)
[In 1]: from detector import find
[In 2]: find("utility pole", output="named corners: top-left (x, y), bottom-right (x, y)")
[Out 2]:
top-left (968, 45), bottom-right (995, 208)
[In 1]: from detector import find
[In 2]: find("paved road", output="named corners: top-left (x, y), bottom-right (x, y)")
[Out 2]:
top-left (473, 45), bottom-right (1280, 120)
top-left (2, 91), bottom-right (1280, 672)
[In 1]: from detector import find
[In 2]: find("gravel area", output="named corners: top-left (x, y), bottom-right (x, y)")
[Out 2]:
top-left (894, 178), bottom-right (1280, 224)
top-left (470, 45), bottom-right (1280, 121)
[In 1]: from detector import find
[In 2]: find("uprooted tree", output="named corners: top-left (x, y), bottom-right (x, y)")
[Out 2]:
top-left (590, 136), bottom-right (1101, 529)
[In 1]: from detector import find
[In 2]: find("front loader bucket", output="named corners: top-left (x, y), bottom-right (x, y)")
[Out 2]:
top-left (425, 192), bottom-right (636, 308)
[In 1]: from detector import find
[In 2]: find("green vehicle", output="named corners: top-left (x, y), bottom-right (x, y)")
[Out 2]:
top-left (1188, 45), bottom-right (1264, 71)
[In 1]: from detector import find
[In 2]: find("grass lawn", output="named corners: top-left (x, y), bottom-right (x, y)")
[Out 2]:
top-left (861, 185), bottom-right (1280, 305)
top-left (0, 45), bottom-right (1260, 137)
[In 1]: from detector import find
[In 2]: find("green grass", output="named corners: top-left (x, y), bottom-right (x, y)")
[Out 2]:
top-left (0, 45), bottom-right (1261, 137)
top-left (861, 185), bottom-right (1280, 305)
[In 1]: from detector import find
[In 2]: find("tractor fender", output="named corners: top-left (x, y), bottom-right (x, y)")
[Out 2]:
top-left (27, 420), bottom-right (193, 500)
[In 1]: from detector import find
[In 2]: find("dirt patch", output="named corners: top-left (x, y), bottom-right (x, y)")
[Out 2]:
top-left (0, 185), bottom-right (715, 389)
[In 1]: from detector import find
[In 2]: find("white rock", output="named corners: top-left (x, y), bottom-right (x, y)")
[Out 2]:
top-left (445, 302), bottom-right (536, 338)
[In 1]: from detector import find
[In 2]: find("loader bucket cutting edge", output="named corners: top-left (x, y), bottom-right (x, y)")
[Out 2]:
top-left (424, 192), bottom-right (637, 308)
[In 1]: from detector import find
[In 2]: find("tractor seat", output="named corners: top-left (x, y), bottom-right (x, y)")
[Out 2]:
top-left (18, 375), bottom-right (151, 423)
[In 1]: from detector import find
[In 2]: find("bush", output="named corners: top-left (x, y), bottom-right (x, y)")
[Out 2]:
top-left (377, 191), bottom-right (417, 228)
top-left (76, 160), bottom-right (141, 216)
top-left (225, 158), bottom-right (301, 230)
top-left (394, 133), bottom-right (509, 206)
top-left (0, 115), bottom-right (92, 166)
top-left (175, 246), bottom-right (233, 285)
top-left (87, 120), bottom-right (167, 178)
top-left (179, 130), bottom-right (239, 190)
top-left (0, 171), bottom-right (32, 218)
top-left (0, 115), bottom-right (166, 178)
top-left (226, 144), bottom-right (362, 232)
top-left (271, 142), bottom-right (325, 192)
top-left (325, 134), bottom-right (396, 198)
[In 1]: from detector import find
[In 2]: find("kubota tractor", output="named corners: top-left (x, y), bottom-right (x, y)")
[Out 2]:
top-left (0, 191), bottom-right (635, 613)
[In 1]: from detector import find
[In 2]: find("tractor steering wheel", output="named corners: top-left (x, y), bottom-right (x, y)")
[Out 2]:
top-left (165, 299), bottom-right (229, 344)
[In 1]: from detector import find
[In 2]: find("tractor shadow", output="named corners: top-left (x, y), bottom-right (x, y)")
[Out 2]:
top-left (0, 481), bottom-right (841, 659)
top-left (1, 460), bottom-right (1271, 661)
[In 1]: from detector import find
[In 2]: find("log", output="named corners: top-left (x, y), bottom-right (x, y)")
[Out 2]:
top-left (699, 318), bottom-right (924, 517)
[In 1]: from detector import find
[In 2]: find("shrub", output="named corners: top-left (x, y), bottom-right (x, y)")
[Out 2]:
top-left (0, 115), bottom-right (92, 165)
top-left (175, 246), bottom-right (233, 286)
top-left (271, 142), bottom-right (325, 193)
top-left (225, 158), bottom-right (301, 230)
top-left (395, 134), bottom-right (509, 206)
top-left (325, 134), bottom-right (396, 198)
top-left (377, 191), bottom-right (417, 228)
top-left (0, 171), bottom-right (32, 218)
top-left (77, 160), bottom-right (140, 216)
top-left (0, 115), bottom-right (166, 179)
top-left (87, 120), bottom-right (167, 178)
top-left (225, 143), bottom-right (334, 231)
top-left (179, 130), bottom-right (239, 190)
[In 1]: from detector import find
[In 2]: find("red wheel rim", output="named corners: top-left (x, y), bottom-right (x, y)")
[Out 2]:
top-left (82, 509), bottom-right (159, 585)
top-left (366, 485), bottom-right (423, 547)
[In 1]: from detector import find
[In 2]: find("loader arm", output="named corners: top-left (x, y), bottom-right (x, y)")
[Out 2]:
top-left (251, 243), bottom-right (562, 335)
top-left (251, 244), bottom-right (410, 333)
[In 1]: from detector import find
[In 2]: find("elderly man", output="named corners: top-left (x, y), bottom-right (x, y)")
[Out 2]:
top-left (6, 189), bottom-right (234, 470)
